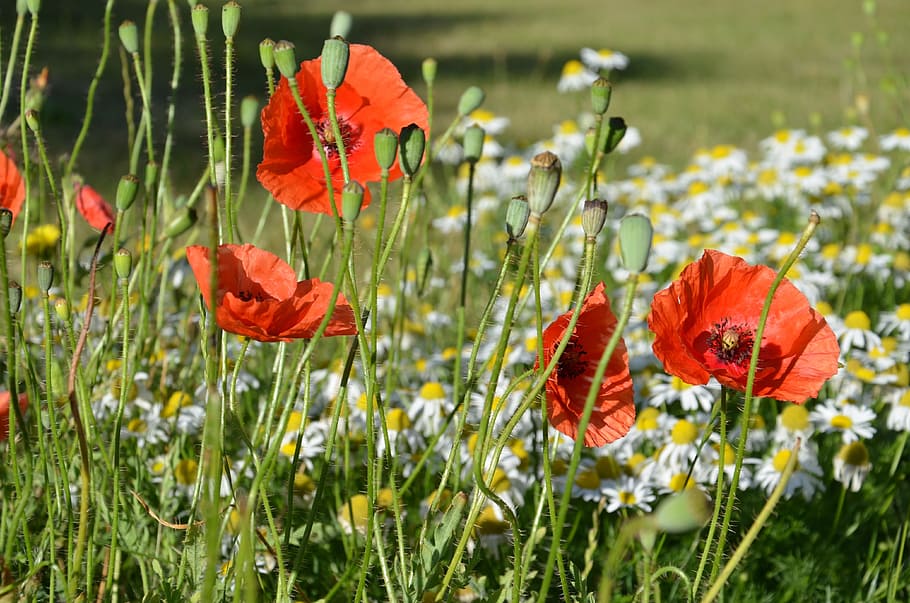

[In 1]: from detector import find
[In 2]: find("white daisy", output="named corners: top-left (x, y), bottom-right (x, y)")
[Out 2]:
top-left (755, 446), bottom-right (824, 500)
top-left (809, 400), bottom-right (877, 443)
top-left (557, 59), bottom-right (597, 92)
top-left (580, 47), bottom-right (630, 72)
top-left (602, 476), bottom-right (655, 513)
top-left (833, 441), bottom-right (871, 492)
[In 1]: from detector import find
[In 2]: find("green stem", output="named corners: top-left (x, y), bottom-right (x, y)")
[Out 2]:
top-left (224, 32), bottom-right (236, 243)
top-left (692, 389), bottom-right (729, 595)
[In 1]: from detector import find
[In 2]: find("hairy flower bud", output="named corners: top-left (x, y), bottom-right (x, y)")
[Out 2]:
top-left (273, 40), bottom-right (298, 80)
top-left (399, 124), bottom-right (426, 178)
top-left (526, 151), bottom-right (561, 217)
top-left (321, 37), bottom-right (350, 90)
top-left (457, 86), bottom-right (485, 116)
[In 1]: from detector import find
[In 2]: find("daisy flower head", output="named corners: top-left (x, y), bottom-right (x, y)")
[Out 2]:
top-left (879, 127), bottom-right (910, 152)
top-left (809, 399), bottom-right (877, 443)
top-left (755, 445), bottom-right (824, 500)
top-left (826, 126), bottom-right (868, 151)
top-left (833, 440), bottom-right (872, 492)
top-left (886, 389), bottom-right (910, 432)
top-left (603, 476), bottom-right (656, 513)
top-left (580, 47), bottom-right (630, 72)
top-left (878, 303), bottom-right (910, 341)
top-left (838, 310), bottom-right (882, 353)
top-left (773, 403), bottom-right (815, 447)
top-left (557, 59), bottom-right (598, 93)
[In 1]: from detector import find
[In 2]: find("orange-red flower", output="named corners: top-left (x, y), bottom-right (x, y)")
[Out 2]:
top-left (75, 183), bottom-right (116, 231)
top-left (185, 244), bottom-right (357, 342)
top-left (0, 391), bottom-right (28, 441)
top-left (535, 282), bottom-right (636, 447)
top-left (648, 249), bottom-right (840, 402)
top-left (0, 148), bottom-right (25, 224)
top-left (257, 44), bottom-right (428, 215)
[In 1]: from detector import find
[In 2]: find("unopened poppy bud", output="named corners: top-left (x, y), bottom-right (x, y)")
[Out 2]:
top-left (581, 199), bottom-right (608, 238)
top-left (505, 195), bottom-right (530, 241)
top-left (399, 124), bottom-right (426, 178)
top-left (27, 0), bottom-right (39, 15)
top-left (37, 261), bottom-right (54, 294)
top-left (114, 248), bottom-right (133, 280)
top-left (17, 0), bottom-right (27, 16)
top-left (119, 20), bottom-right (139, 54)
top-left (653, 489), bottom-right (712, 534)
top-left (619, 213), bottom-right (653, 273)
top-left (374, 128), bottom-right (398, 171)
top-left (342, 181), bottom-right (364, 223)
top-left (25, 109), bottom-right (39, 133)
top-left (116, 174), bottom-right (140, 211)
top-left (259, 38), bottom-right (275, 70)
top-left (273, 40), bottom-right (298, 80)
top-left (422, 58), bottom-right (437, 85)
top-left (222, 1), bottom-right (241, 39)
top-left (54, 298), bottom-right (69, 322)
top-left (165, 207), bottom-right (197, 238)
top-left (241, 95), bottom-right (259, 128)
top-left (329, 10), bottom-right (353, 39)
top-left (416, 247), bottom-right (432, 297)
top-left (0, 209), bottom-right (12, 238)
top-left (602, 116), bottom-right (627, 154)
top-left (457, 86), bottom-right (485, 116)
top-left (145, 161), bottom-right (159, 189)
top-left (527, 151), bottom-right (561, 217)
top-left (191, 4), bottom-right (209, 38)
top-left (462, 124), bottom-right (484, 164)
top-left (321, 37), bottom-right (350, 90)
top-left (9, 281), bottom-right (22, 314)
top-left (591, 78), bottom-right (612, 115)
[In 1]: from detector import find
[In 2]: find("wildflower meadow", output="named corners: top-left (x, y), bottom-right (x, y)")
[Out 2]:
top-left (2, 1), bottom-right (910, 601)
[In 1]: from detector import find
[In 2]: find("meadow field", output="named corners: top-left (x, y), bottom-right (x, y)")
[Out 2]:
top-left (1, 0), bottom-right (909, 601)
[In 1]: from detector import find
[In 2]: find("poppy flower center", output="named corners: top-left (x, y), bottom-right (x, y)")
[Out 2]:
top-left (315, 117), bottom-right (358, 158)
top-left (556, 337), bottom-right (589, 380)
top-left (706, 318), bottom-right (755, 366)
top-left (236, 288), bottom-right (266, 303)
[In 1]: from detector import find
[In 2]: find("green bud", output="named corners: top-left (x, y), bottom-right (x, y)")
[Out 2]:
top-left (581, 199), bottom-right (608, 238)
top-left (462, 124), bottom-right (485, 164)
top-left (416, 248), bottom-right (432, 298)
top-left (653, 489), bottom-right (712, 534)
top-left (145, 161), bottom-right (159, 190)
top-left (8, 281), bottom-right (22, 314)
top-left (602, 116), bottom-right (627, 154)
top-left (116, 174), bottom-right (140, 212)
top-left (222, 1), bottom-right (241, 39)
top-left (618, 213), bottom-right (653, 273)
top-left (321, 37), bottom-right (350, 90)
top-left (584, 127), bottom-right (598, 157)
top-left (114, 248), bottom-right (133, 280)
top-left (17, 0), bottom-right (28, 16)
top-left (191, 4), bottom-right (209, 39)
top-left (273, 40), bottom-right (299, 80)
top-left (374, 128), bottom-right (398, 171)
top-left (329, 10), bottom-right (353, 38)
top-left (505, 195), bottom-right (530, 241)
top-left (186, 0), bottom-right (197, 7)
top-left (342, 181), bottom-right (364, 224)
top-left (457, 86), bottom-right (485, 116)
top-left (165, 207), bottom-right (197, 238)
top-left (399, 124), bottom-right (426, 178)
top-left (0, 209), bottom-right (12, 238)
top-left (27, 0), bottom-right (39, 16)
top-left (638, 525), bottom-right (658, 553)
top-left (37, 261), bottom-right (54, 294)
top-left (591, 78), bottom-right (612, 115)
top-left (422, 58), bottom-right (437, 85)
top-left (54, 298), bottom-right (69, 323)
top-left (119, 20), bottom-right (139, 54)
top-left (241, 95), bottom-right (259, 129)
top-left (259, 38), bottom-right (276, 70)
top-left (25, 109), bottom-right (39, 133)
top-left (526, 151), bottom-right (561, 217)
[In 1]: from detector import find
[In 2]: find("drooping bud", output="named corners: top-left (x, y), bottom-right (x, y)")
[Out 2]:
top-left (653, 489), bottom-right (712, 533)
top-left (505, 195), bottom-right (530, 241)
top-left (415, 248), bottom-right (432, 297)
top-left (8, 281), bottom-right (22, 314)
top-left (526, 151), bottom-right (561, 217)
top-left (457, 86), bottom-right (485, 116)
top-left (222, 1), bottom-right (241, 39)
top-left (114, 248), bottom-right (133, 280)
top-left (165, 208), bottom-right (197, 238)
top-left (321, 37), bottom-right (350, 90)
top-left (37, 261), bottom-right (54, 294)
top-left (0, 209), bottom-right (12, 238)
top-left (590, 78), bottom-right (612, 115)
top-left (24, 109), bottom-right (40, 133)
top-left (191, 4), bottom-right (209, 38)
top-left (116, 174), bottom-right (140, 212)
top-left (273, 40), bottom-right (299, 80)
top-left (602, 116), bottom-right (627, 154)
top-left (399, 124), bottom-right (426, 178)
top-left (329, 11), bottom-right (353, 39)
top-left (581, 199), bottom-right (608, 238)
top-left (240, 95), bottom-right (259, 128)
top-left (618, 213), bottom-right (653, 273)
top-left (462, 124), bottom-right (485, 164)
top-left (422, 58), bottom-right (437, 86)
top-left (54, 298), bottom-right (69, 323)
top-left (374, 128), bottom-right (398, 172)
top-left (342, 181), bottom-right (364, 224)
top-left (119, 20), bottom-right (140, 54)
top-left (259, 38), bottom-right (276, 71)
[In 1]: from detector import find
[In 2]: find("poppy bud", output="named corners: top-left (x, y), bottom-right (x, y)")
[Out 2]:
top-left (416, 247), bottom-right (432, 297)
top-left (145, 161), bottom-right (159, 190)
top-left (191, 4), bottom-right (209, 38)
top-left (581, 198), bottom-right (608, 238)
top-left (27, 0), bottom-right (39, 15)
top-left (119, 20), bottom-right (139, 54)
top-left (25, 109), bottom-right (39, 133)
top-left (462, 124), bottom-right (484, 164)
top-left (374, 127), bottom-right (398, 171)
top-left (602, 116), bottom-right (627, 154)
top-left (422, 57), bottom-right (437, 86)
top-left (116, 174), bottom-right (140, 212)
top-left (619, 213), bottom-right (653, 273)
top-left (165, 207), bottom-right (197, 238)
top-left (526, 151), bottom-right (561, 217)
top-left (222, 1), bottom-right (241, 39)
top-left (17, 0), bottom-right (27, 16)
top-left (329, 10), bottom-right (353, 38)
top-left (241, 95), bottom-right (259, 129)
top-left (399, 124), bottom-right (426, 178)
top-left (591, 78), bottom-right (612, 115)
top-left (342, 181), bottom-right (364, 224)
top-left (37, 261), bottom-right (53, 295)
top-left (584, 127), bottom-right (598, 157)
top-left (0, 209), bottom-right (12, 239)
top-left (273, 40), bottom-right (298, 80)
top-left (321, 37), bottom-right (350, 90)
top-left (8, 281), bottom-right (22, 314)
top-left (457, 86), bottom-right (485, 116)
top-left (54, 298), bottom-right (69, 322)
top-left (114, 248), bottom-right (133, 280)
top-left (505, 195), bottom-right (530, 241)
top-left (653, 489), bottom-right (712, 533)
top-left (259, 38), bottom-right (275, 70)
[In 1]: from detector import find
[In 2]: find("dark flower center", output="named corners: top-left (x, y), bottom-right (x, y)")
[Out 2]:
top-left (706, 318), bottom-right (755, 365)
top-left (236, 288), bottom-right (266, 303)
top-left (557, 336), bottom-right (589, 380)
top-left (316, 118), bottom-right (356, 158)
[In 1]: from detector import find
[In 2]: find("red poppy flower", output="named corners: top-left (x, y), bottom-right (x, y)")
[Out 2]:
top-left (257, 44), bottom-right (428, 215)
top-left (648, 249), bottom-right (840, 402)
top-left (0, 391), bottom-right (28, 441)
top-left (0, 148), bottom-right (25, 224)
top-left (535, 282), bottom-right (636, 447)
top-left (185, 244), bottom-right (357, 342)
top-left (75, 183), bottom-right (116, 230)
